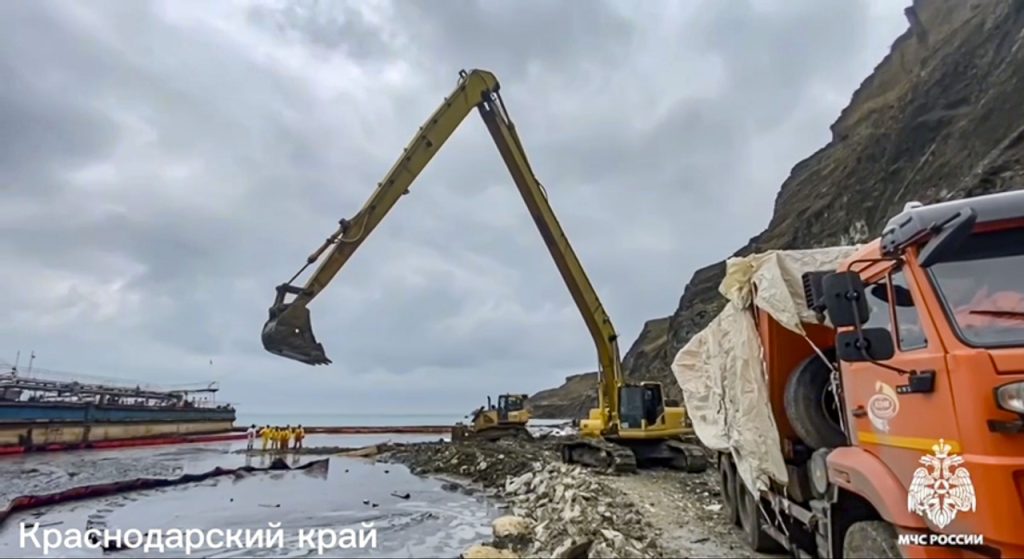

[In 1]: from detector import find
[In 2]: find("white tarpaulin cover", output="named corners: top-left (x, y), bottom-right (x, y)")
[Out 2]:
top-left (670, 246), bottom-right (859, 495)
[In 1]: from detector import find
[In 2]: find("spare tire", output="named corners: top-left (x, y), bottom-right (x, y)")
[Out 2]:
top-left (784, 349), bottom-right (846, 450)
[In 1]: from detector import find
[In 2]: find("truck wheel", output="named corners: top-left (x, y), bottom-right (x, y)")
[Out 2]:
top-left (842, 521), bottom-right (900, 558)
top-left (718, 455), bottom-right (739, 527)
top-left (736, 480), bottom-right (783, 553)
top-left (784, 349), bottom-right (846, 450)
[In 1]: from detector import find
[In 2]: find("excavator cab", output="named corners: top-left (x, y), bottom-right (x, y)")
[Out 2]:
top-left (262, 284), bottom-right (332, 365)
top-left (570, 379), bottom-right (704, 473)
top-left (617, 383), bottom-right (665, 429)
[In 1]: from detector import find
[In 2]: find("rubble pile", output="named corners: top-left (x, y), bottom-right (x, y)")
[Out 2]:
top-left (380, 440), bottom-right (665, 558)
top-left (497, 462), bottom-right (664, 558)
top-left (382, 439), bottom-right (557, 487)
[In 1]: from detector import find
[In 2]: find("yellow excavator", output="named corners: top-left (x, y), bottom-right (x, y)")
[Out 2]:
top-left (261, 69), bottom-right (708, 474)
top-left (451, 393), bottom-right (532, 442)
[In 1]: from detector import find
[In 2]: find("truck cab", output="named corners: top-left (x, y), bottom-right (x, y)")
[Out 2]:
top-left (818, 189), bottom-right (1024, 557)
top-left (676, 189), bottom-right (1024, 558)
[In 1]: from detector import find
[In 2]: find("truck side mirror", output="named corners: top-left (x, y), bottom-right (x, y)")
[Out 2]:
top-left (837, 328), bottom-right (895, 362)
top-left (821, 272), bottom-right (870, 327)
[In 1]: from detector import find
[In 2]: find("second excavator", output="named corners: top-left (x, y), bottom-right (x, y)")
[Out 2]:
top-left (261, 69), bottom-right (708, 474)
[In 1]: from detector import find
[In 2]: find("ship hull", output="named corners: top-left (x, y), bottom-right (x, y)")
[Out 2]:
top-left (0, 402), bottom-right (237, 452)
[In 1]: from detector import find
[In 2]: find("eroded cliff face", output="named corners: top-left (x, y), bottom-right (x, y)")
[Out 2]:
top-left (527, 371), bottom-right (597, 419)
top-left (533, 0), bottom-right (1024, 415)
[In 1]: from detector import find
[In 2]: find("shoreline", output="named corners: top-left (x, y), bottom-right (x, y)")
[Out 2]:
top-left (2, 430), bottom-right (753, 557)
top-left (374, 436), bottom-right (757, 558)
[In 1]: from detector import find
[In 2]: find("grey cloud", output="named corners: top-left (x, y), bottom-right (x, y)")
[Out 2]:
top-left (0, 11), bottom-right (120, 194)
top-left (692, 0), bottom-right (873, 131)
top-left (0, 0), bottom-right (910, 414)
top-left (247, 1), bottom-right (395, 60)
top-left (389, 0), bottom-right (637, 80)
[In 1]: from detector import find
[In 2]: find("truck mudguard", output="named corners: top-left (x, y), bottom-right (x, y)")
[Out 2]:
top-left (827, 446), bottom-right (927, 529)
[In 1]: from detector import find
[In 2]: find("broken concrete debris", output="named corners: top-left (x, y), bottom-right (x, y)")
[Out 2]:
top-left (502, 463), bottom-right (659, 558)
top-left (380, 440), bottom-right (664, 559)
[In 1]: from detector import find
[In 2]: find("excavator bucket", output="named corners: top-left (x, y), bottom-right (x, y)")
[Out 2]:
top-left (261, 305), bottom-right (331, 365)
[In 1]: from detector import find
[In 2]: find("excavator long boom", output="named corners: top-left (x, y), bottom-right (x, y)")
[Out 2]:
top-left (261, 69), bottom-right (623, 421)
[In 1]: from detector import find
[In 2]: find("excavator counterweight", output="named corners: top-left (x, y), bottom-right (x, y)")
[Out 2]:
top-left (262, 68), bottom-right (707, 475)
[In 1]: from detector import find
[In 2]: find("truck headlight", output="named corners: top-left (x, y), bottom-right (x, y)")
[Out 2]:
top-left (995, 382), bottom-right (1024, 414)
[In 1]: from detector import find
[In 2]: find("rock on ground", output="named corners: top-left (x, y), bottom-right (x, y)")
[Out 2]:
top-left (493, 515), bottom-right (533, 539)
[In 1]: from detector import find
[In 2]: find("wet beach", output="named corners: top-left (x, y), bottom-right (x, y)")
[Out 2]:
top-left (0, 434), bottom-right (498, 557)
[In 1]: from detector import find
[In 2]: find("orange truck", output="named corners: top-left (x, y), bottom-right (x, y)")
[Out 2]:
top-left (671, 189), bottom-right (1024, 558)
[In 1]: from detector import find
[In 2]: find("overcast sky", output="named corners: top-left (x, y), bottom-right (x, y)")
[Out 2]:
top-left (0, 0), bottom-right (909, 417)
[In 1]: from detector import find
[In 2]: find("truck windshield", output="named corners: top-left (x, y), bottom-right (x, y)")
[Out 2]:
top-left (928, 227), bottom-right (1024, 347)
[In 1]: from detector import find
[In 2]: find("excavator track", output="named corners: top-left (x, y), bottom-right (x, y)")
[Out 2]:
top-left (664, 439), bottom-right (710, 473)
top-left (559, 437), bottom-right (638, 474)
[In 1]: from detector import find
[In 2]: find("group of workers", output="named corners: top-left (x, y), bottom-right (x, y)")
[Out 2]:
top-left (245, 424), bottom-right (305, 451)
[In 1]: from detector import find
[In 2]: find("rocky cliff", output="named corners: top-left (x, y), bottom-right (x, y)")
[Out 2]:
top-left (527, 371), bottom-right (597, 419)
top-left (532, 0), bottom-right (1024, 416)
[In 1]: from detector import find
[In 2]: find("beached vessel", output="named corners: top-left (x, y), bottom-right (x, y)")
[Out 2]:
top-left (0, 366), bottom-right (236, 453)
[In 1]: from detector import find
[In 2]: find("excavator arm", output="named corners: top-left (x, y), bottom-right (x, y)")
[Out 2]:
top-left (261, 69), bottom-right (624, 424)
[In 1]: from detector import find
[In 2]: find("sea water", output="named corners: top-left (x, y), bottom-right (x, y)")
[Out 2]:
top-left (235, 413), bottom-right (464, 428)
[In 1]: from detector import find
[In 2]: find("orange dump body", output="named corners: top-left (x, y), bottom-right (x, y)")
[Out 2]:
top-left (754, 305), bottom-right (836, 456)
